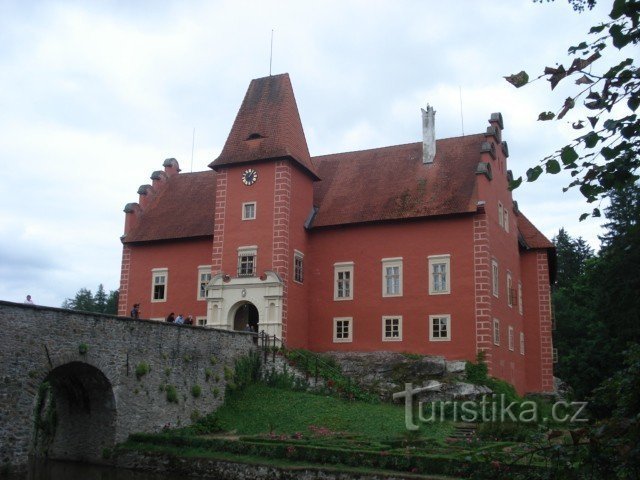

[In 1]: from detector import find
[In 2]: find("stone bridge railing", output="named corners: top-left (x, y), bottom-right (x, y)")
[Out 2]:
top-left (0, 300), bottom-right (255, 473)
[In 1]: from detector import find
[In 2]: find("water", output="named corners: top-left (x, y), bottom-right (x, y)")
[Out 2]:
top-left (9, 460), bottom-right (213, 480)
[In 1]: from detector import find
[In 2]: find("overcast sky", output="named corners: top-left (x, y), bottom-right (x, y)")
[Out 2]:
top-left (0, 0), bottom-right (616, 306)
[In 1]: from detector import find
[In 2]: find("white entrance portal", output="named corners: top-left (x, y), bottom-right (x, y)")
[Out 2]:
top-left (205, 270), bottom-right (283, 339)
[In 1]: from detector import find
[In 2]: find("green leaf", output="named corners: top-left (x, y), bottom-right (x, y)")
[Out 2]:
top-left (587, 116), bottom-right (599, 128)
top-left (545, 159), bottom-right (561, 174)
top-left (526, 166), bottom-right (543, 182)
top-left (589, 25), bottom-right (606, 34)
top-left (579, 213), bottom-right (589, 221)
top-left (583, 131), bottom-right (600, 148)
top-left (628, 96), bottom-right (640, 112)
top-left (509, 177), bottom-right (523, 191)
top-left (504, 71), bottom-right (529, 88)
top-left (592, 208), bottom-right (601, 217)
top-left (601, 147), bottom-right (617, 160)
top-left (609, 24), bottom-right (630, 49)
top-left (572, 121), bottom-right (585, 129)
top-left (560, 146), bottom-right (579, 165)
top-left (538, 111), bottom-right (556, 121)
top-left (610, 0), bottom-right (626, 19)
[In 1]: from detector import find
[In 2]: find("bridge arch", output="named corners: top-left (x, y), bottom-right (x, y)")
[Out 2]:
top-left (34, 361), bottom-right (117, 462)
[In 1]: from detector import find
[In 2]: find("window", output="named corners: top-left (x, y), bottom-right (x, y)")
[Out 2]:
top-left (197, 317), bottom-right (207, 326)
top-left (151, 268), bottom-right (168, 302)
top-left (520, 332), bottom-right (525, 355)
top-left (492, 260), bottom-right (499, 297)
top-left (381, 258), bottom-right (402, 297)
top-left (553, 348), bottom-right (559, 363)
top-left (518, 282), bottom-right (523, 315)
top-left (508, 326), bottom-right (514, 351)
top-left (507, 272), bottom-right (514, 307)
top-left (237, 246), bottom-right (257, 277)
top-left (504, 208), bottom-right (510, 233)
top-left (429, 314), bottom-right (451, 341)
top-left (294, 250), bottom-right (304, 283)
top-left (198, 265), bottom-right (212, 300)
top-left (334, 262), bottom-right (354, 300)
top-left (493, 318), bottom-right (500, 345)
top-left (333, 317), bottom-right (352, 342)
top-left (242, 202), bottom-right (256, 220)
top-left (429, 254), bottom-right (451, 295)
top-left (382, 316), bottom-right (402, 341)
top-left (498, 202), bottom-right (504, 228)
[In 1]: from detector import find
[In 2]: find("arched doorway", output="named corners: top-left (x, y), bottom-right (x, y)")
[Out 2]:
top-left (33, 362), bottom-right (116, 462)
top-left (232, 302), bottom-right (259, 332)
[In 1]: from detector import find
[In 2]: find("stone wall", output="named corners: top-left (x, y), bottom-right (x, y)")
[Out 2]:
top-left (0, 300), bottom-right (255, 472)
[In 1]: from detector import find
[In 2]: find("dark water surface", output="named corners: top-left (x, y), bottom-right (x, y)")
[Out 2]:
top-left (10, 460), bottom-right (215, 480)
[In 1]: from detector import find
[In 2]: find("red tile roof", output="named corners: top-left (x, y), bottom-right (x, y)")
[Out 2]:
top-left (517, 212), bottom-right (554, 249)
top-left (311, 135), bottom-right (483, 227)
top-left (209, 73), bottom-right (319, 180)
top-left (123, 171), bottom-right (216, 243)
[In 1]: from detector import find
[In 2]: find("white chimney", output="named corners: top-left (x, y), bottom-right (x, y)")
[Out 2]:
top-left (421, 105), bottom-right (436, 164)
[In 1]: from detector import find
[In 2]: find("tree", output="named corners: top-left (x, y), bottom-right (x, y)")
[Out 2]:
top-left (506, 0), bottom-right (640, 218)
top-left (93, 284), bottom-right (108, 313)
top-left (552, 227), bottom-right (594, 288)
top-left (62, 285), bottom-right (119, 315)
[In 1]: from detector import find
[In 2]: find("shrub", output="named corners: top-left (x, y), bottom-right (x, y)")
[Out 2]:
top-left (135, 362), bottom-right (150, 380)
top-left (191, 385), bottom-right (202, 398)
top-left (78, 343), bottom-right (89, 355)
top-left (166, 385), bottom-right (178, 403)
top-left (205, 368), bottom-right (213, 382)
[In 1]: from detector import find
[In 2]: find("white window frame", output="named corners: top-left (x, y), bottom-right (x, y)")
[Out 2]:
top-left (520, 332), bottom-right (525, 355)
top-left (197, 265), bottom-right (212, 300)
top-left (237, 245), bottom-right (257, 277)
top-left (508, 326), bottom-right (514, 351)
top-left (334, 262), bottom-right (354, 301)
top-left (492, 260), bottom-right (499, 298)
top-left (151, 268), bottom-right (168, 303)
top-left (381, 257), bottom-right (403, 297)
top-left (242, 201), bottom-right (256, 220)
top-left (382, 316), bottom-right (403, 341)
top-left (428, 254), bottom-right (451, 295)
top-left (493, 318), bottom-right (500, 346)
top-left (429, 314), bottom-right (451, 341)
top-left (498, 201), bottom-right (504, 228)
top-left (507, 272), bottom-right (514, 308)
top-left (518, 282), bottom-right (523, 315)
top-left (293, 250), bottom-right (304, 284)
top-left (333, 317), bottom-right (353, 343)
top-left (197, 316), bottom-right (207, 326)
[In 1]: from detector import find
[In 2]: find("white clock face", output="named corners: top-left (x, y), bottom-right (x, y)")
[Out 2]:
top-left (242, 168), bottom-right (258, 186)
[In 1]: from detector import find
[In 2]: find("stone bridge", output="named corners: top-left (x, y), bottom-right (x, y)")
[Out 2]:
top-left (0, 301), bottom-right (255, 472)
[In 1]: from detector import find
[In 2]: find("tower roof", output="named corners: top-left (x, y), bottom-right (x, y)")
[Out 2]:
top-left (209, 73), bottom-right (319, 179)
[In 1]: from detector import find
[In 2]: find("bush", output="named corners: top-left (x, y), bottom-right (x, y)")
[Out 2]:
top-left (166, 385), bottom-right (178, 403)
top-left (135, 362), bottom-right (150, 380)
top-left (191, 385), bottom-right (202, 398)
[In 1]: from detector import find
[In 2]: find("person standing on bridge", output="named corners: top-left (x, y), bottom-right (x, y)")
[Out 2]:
top-left (24, 294), bottom-right (34, 305)
top-left (130, 303), bottom-right (140, 319)
top-left (166, 312), bottom-right (175, 323)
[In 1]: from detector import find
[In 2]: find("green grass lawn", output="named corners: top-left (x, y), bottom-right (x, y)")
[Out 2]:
top-left (214, 384), bottom-right (452, 442)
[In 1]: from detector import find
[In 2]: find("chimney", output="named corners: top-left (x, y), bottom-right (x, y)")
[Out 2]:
top-left (421, 105), bottom-right (436, 164)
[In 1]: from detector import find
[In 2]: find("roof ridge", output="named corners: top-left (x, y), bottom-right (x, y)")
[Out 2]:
top-left (312, 133), bottom-right (485, 160)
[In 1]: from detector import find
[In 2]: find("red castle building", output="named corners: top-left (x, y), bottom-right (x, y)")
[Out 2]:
top-left (118, 73), bottom-right (555, 395)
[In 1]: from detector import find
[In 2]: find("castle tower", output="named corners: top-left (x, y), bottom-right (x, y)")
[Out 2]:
top-left (205, 74), bottom-right (318, 344)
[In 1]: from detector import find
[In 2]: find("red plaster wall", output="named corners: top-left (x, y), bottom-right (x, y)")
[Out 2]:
top-left (283, 163), bottom-right (314, 348)
top-left (218, 163), bottom-right (277, 275)
top-left (124, 237), bottom-right (212, 321)
top-left (306, 216), bottom-right (477, 360)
